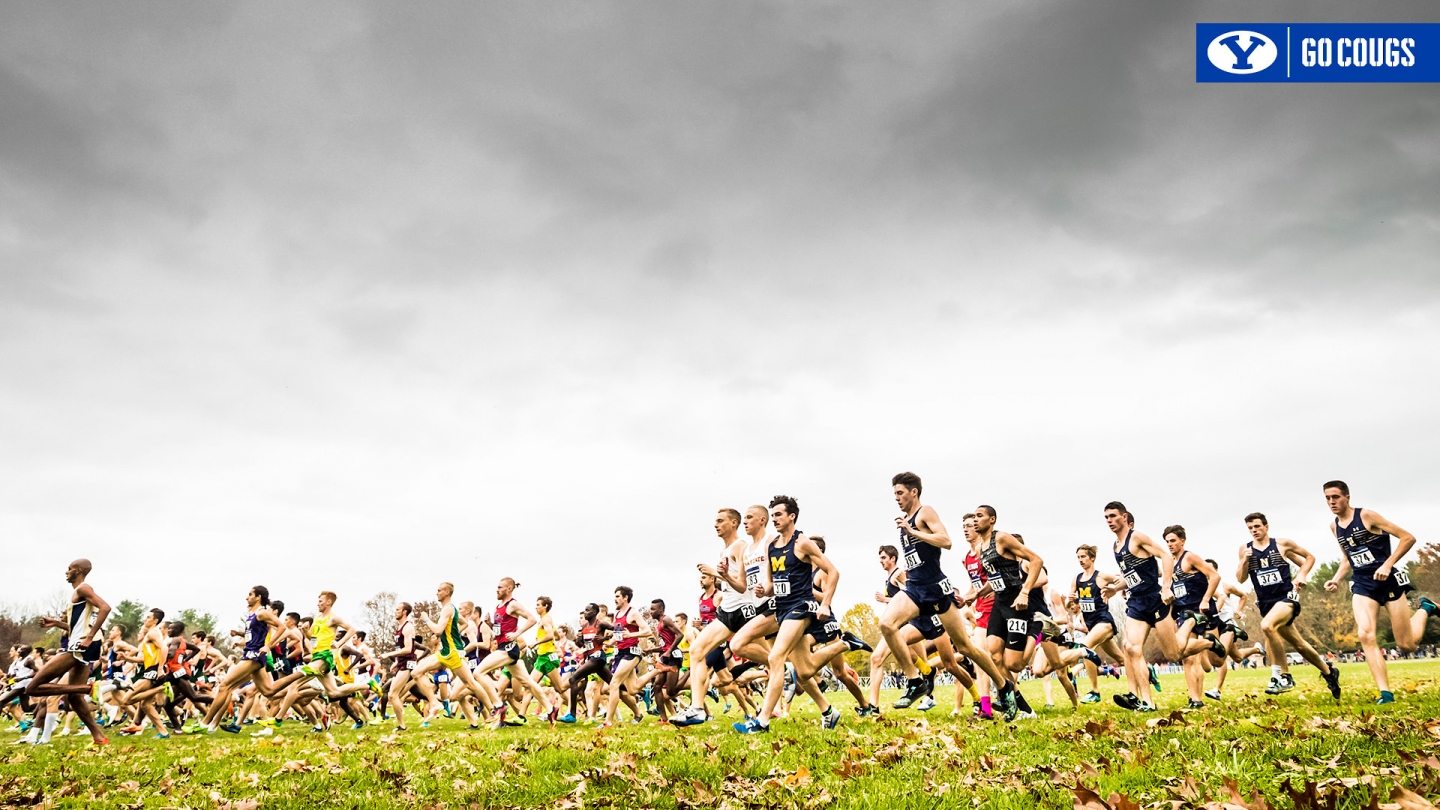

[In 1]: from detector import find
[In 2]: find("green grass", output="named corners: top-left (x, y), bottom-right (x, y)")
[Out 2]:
top-left (5, 662), bottom-right (1440, 809)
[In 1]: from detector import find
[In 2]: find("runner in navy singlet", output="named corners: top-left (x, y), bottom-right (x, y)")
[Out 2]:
top-left (876, 474), bottom-right (1016, 720)
top-left (1054, 545), bottom-right (1124, 704)
top-left (1161, 526), bottom-right (1227, 709)
top-left (1321, 481), bottom-right (1437, 704)
top-left (1104, 502), bottom-right (1202, 713)
top-left (1237, 512), bottom-right (1340, 700)
top-left (971, 506), bottom-right (1045, 721)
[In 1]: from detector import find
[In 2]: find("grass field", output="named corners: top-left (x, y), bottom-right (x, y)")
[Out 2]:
top-left (4, 662), bottom-right (1440, 809)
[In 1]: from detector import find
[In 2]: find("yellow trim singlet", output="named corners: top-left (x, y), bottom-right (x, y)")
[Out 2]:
top-left (312, 613), bottom-right (336, 653)
top-left (535, 621), bottom-right (555, 656)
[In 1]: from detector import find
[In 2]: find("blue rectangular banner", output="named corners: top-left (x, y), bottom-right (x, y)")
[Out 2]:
top-left (1197, 23), bottom-right (1440, 82)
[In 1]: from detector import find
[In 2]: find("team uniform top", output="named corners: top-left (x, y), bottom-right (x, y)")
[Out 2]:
top-left (979, 531), bottom-right (1039, 650)
top-left (742, 541), bottom-right (776, 614)
top-left (66, 597), bottom-right (101, 662)
top-left (697, 590), bottom-right (718, 627)
top-left (393, 619), bottom-right (418, 668)
top-left (963, 552), bottom-right (994, 620)
top-left (1073, 570), bottom-right (1115, 629)
top-left (883, 568), bottom-right (903, 600)
top-left (1115, 529), bottom-right (1169, 624)
top-left (656, 618), bottom-right (682, 665)
top-left (534, 623), bottom-right (556, 657)
top-left (769, 530), bottom-right (818, 622)
top-left (899, 510), bottom-right (955, 618)
top-left (242, 612), bottom-right (267, 659)
top-left (436, 604), bottom-right (466, 666)
top-left (1246, 539), bottom-right (1298, 615)
top-left (579, 621), bottom-right (605, 660)
top-left (1335, 508), bottom-right (1413, 603)
top-left (1170, 551), bottom-right (1207, 615)
top-left (979, 534), bottom-right (1025, 601)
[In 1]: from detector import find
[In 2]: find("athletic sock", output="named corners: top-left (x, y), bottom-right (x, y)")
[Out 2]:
top-left (1013, 691), bottom-right (1033, 714)
top-left (967, 684), bottom-right (980, 702)
top-left (1271, 665), bottom-right (1283, 680)
top-left (40, 714), bottom-right (58, 743)
top-left (979, 695), bottom-right (991, 714)
top-left (915, 658), bottom-right (933, 676)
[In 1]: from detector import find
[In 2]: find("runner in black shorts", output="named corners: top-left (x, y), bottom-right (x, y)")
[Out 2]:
top-left (1239, 512), bottom-right (1340, 699)
top-left (1322, 481), bottom-right (1438, 705)
top-left (973, 505), bottom-right (1045, 721)
top-left (1162, 526), bottom-right (1226, 709)
top-left (25, 559), bottom-right (111, 746)
top-left (876, 475), bottom-right (1015, 719)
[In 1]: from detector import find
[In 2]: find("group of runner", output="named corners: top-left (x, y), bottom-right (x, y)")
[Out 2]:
top-left (5, 476), bottom-right (1436, 746)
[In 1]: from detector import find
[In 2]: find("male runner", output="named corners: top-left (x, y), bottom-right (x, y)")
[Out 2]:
top-left (200, 586), bottom-right (284, 733)
top-left (380, 602), bottom-right (421, 728)
top-left (972, 507), bottom-right (1049, 720)
top-left (1103, 503), bottom-right (1217, 711)
top-left (876, 475), bottom-right (1016, 719)
top-left (1202, 563), bottom-right (1263, 700)
top-left (271, 591), bottom-right (370, 730)
top-left (25, 559), bottom-right (110, 745)
top-left (1163, 526), bottom-right (1227, 708)
top-left (473, 578), bottom-right (556, 727)
top-left (601, 585), bottom-right (652, 728)
top-left (1055, 545), bottom-right (1124, 704)
top-left (733, 495), bottom-right (847, 733)
top-left (410, 582), bottom-right (498, 729)
top-left (1322, 481), bottom-right (1438, 704)
top-left (1238, 512), bottom-right (1341, 700)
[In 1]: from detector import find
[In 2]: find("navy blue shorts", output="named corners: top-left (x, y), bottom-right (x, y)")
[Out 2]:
top-left (1081, 611), bottom-right (1116, 633)
top-left (776, 599), bottom-right (820, 625)
top-left (1350, 572), bottom-right (1414, 605)
top-left (1257, 597), bottom-right (1300, 625)
top-left (1125, 594), bottom-right (1173, 626)
top-left (704, 646), bottom-right (727, 672)
top-left (908, 613), bottom-right (946, 641)
top-left (807, 615), bottom-right (841, 643)
top-left (904, 581), bottom-right (956, 618)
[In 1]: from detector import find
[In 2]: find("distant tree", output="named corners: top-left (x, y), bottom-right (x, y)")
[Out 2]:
top-left (1408, 543), bottom-right (1440, 646)
top-left (840, 603), bottom-right (880, 676)
top-left (0, 615), bottom-right (22, 668)
top-left (411, 600), bottom-right (441, 647)
top-left (173, 609), bottom-right (218, 638)
top-left (107, 600), bottom-right (147, 642)
top-left (363, 591), bottom-right (399, 656)
top-left (1294, 560), bottom-right (1359, 652)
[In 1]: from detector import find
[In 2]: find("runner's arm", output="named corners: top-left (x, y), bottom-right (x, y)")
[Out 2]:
top-left (1362, 509), bottom-right (1417, 577)
top-left (898, 506), bottom-right (951, 549)
top-left (509, 602), bottom-right (540, 641)
top-left (76, 584), bottom-right (110, 646)
top-left (1134, 531), bottom-right (1175, 597)
top-left (1277, 538), bottom-right (1317, 585)
top-left (1189, 553), bottom-right (1222, 605)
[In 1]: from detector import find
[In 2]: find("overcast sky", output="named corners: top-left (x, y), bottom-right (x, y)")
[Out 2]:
top-left (3, 3), bottom-right (1437, 634)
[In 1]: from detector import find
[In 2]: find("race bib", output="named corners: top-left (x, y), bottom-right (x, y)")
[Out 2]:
top-left (1172, 583), bottom-right (1187, 599)
top-left (1256, 570), bottom-right (1283, 587)
top-left (671, 649), bottom-right (684, 659)
top-left (1348, 548), bottom-right (1376, 567)
top-left (1394, 570), bottom-right (1411, 586)
top-left (1079, 599), bottom-right (1097, 613)
top-left (939, 578), bottom-right (954, 595)
top-left (928, 616), bottom-right (942, 629)
top-left (740, 605), bottom-right (756, 620)
top-left (989, 572), bottom-right (1005, 590)
top-left (1006, 618), bottom-right (1029, 635)
top-left (773, 581), bottom-right (791, 597)
top-left (1124, 571), bottom-right (1142, 588)
top-left (746, 568), bottom-right (761, 588)
top-left (904, 551), bottom-right (922, 570)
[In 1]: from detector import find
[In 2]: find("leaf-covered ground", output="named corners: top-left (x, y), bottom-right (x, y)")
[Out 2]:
top-left (4, 662), bottom-right (1440, 809)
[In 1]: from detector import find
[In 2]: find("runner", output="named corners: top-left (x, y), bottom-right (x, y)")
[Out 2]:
top-left (1103, 503), bottom-right (1217, 712)
top-left (1322, 481), bottom-right (1438, 704)
top-left (114, 608), bottom-right (173, 738)
top-left (866, 544), bottom-right (909, 711)
top-left (1201, 563), bottom-right (1262, 700)
top-left (410, 583), bottom-right (499, 729)
top-left (972, 510), bottom-right (1050, 720)
top-left (733, 495), bottom-right (847, 734)
top-left (1163, 526), bottom-right (1227, 709)
top-left (379, 602), bottom-right (420, 728)
top-left (959, 514), bottom-right (997, 719)
top-left (199, 586), bottom-right (285, 733)
top-left (24, 559), bottom-right (111, 746)
top-left (601, 585), bottom-right (652, 728)
top-left (1054, 545), bottom-right (1124, 704)
top-left (877, 476), bottom-right (1017, 721)
top-left (271, 591), bottom-right (371, 730)
top-left (472, 578), bottom-right (556, 728)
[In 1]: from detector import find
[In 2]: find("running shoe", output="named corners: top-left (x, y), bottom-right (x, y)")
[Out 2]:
top-left (915, 695), bottom-right (936, 712)
top-left (351, 721), bottom-right (365, 731)
top-left (250, 727), bottom-right (273, 737)
top-left (546, 708), bottom-right (559, 727)
top-left (1186, 699), bottom-right (1204, 709)
top-left (670, 708), bottom-right (707, 727)
top-left (1234, 626), bottom-right (1249, 641)
top-left (1263, 677), bottom-right (1286, 695)
top-left (1112, 692), bottom-right (1140, 711)
top-left (1322, 666), bottom-right (1341, 700)
top-left (1136, 702), bottom-right (1156, 713)
top-left (368, 677), bottom-right (383, 696)
top-left (557, 713), bottom-right (578, 725)
top-left (998, 686), bottom-right (1019, 723)
top-left (1209, 637), bottom-right (1227, 658)
top-left (854, 705), bottom-right (878, 718)
top-left (1035, 614), bottom-right (1063, 641)
top-left (1419, 596), bottom-right (1439, 618)
top-left (1204, 689), bottom-right (1222, 701)
top-left (504, 715), bottom-right (528, 727)
top-left (706, 688), bottom-right (720, 702)
top-left (893, 677), bottom-right (926, 709)
top-left (1080, 647), bottom-right (1101, 666)
top-left (732, 717), bottom-right (769, 734)
top-left (310, 725), bottom-right (326, 733)
top-left (1015, 709), bottom-right (1037, 721)
top-left (841, 631), bottom-right (873, 653)
top-left (1080, 691), bottom-right (1102, 704)
top-left (153, 733), bottom-right (170, 740)
top-left (820, 707), bottom-right (840, 730)
top-left (1376, 691), bottom-right (1396, 705)
top-left (1148, 666), bottom-right (1162, 692)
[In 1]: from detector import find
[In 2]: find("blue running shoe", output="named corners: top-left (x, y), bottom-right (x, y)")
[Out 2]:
top-left (733, 717), bottom-right (769, 734)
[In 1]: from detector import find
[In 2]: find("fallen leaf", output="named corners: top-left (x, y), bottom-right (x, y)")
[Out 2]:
top-left (1390, 786), bottom-right (1437, 810)
top-left (1071, 785), bottom-right (1111, 810)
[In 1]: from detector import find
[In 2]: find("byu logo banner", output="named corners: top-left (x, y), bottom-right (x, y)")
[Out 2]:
top-left (1197, 23), bottom-right (1440, 83)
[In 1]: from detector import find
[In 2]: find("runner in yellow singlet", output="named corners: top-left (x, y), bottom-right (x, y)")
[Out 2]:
top-left (271, 591), bottom-right (372, 731)
top-left (411, 582), bottom-right (499, 730)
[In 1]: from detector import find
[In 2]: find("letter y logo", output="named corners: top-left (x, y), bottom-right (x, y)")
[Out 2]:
top-left (1207, 30), bottom-right (1278, 74)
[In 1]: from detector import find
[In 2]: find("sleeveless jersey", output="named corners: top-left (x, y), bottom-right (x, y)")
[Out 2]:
top-left (963, 552), bottom-right (994, 614)
top-left (67, 597), bottom-right (96, 651)
top-left (719, 541), bottom-right (759, 611)
top-left (493, 600), bottom-right (518, 645)
top-left (580, 622), bottom-right (604, 658)
top-left (768, 531), bottom-right (814, 607)
top-left (1335, 508), bottom-right (1391, 580)
top-left (312, 613), bottom-right (336, 653)
top-left (1170, 551), bottom-right (1206, 612)
top-left (698, 590), bottom-right (718, 626)
top-left (393, 619), bottom-right (417, 665)
top-left (1246, 539), bottom-right (1295, 605)
top-left (1074, 570), bottom-right (1104, 618)
top-left (535, 621), bottom-right (556, 656)
top-left (899, 510), bottom-right (946, 588)
top-left (980, 533), bottom-right (1024, 599)
top-left (164, 637), bottom-right (188, 676)
top-left (613, 607), bottom-right (639, 650)
top-left (1114, 529), bottom-right (1161, 601)
top-left (743, 540), bottom-right (770, 601)
top-left (244, 612), bottom-right (267, 654)
top-left (141, 634), bottom-right (162, 669)
top-left (438, 604), bottom-right (465, 657)
top-left (656, 616), bottom-right (678, 652)
top-left (884, 568), bottom-right (903, 599)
